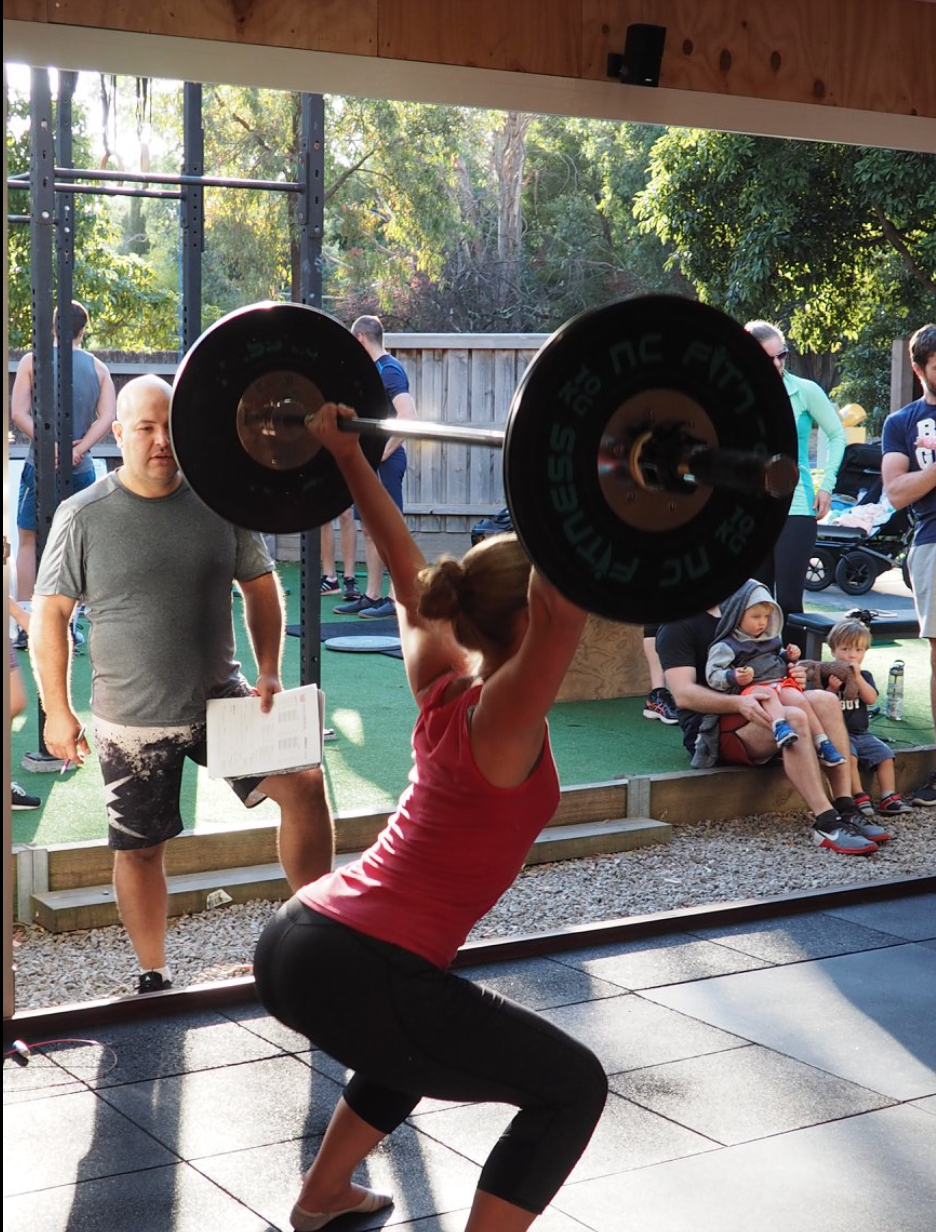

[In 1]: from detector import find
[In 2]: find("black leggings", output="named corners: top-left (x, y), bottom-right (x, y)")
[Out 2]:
top-left (754, 515), bottom-right (817, 647)
top-left (254, 898), bottom-right (607, 1214)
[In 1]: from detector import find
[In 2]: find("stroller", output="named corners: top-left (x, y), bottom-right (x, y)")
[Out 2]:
top-left (805, 441), bottom-right (913, 596)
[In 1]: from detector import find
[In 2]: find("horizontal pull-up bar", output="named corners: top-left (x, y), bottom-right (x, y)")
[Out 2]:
top-left (51, 167), bottom-right (302, 192)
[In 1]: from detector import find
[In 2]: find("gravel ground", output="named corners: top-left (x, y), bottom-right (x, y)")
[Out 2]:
top-left (12, 805), bottom-right (936, 1010)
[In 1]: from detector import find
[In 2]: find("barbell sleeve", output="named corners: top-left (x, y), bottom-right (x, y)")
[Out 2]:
top-left (334, 417), bottom-right (796, 499)
top-left (680, 447), bottom-right (800, 499)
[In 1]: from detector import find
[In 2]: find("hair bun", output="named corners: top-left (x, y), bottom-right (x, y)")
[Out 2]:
top-left (419, 557), bottom-right (464, 622)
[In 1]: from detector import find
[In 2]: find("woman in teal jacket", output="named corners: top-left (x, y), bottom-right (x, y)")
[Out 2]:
top-left (746, 320), bottom-right (846, 640)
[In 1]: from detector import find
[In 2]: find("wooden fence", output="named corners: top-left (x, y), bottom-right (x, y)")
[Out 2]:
top-left (9, 333), bottom-right (549, 558)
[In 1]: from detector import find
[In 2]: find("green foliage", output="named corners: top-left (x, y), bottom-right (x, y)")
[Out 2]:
top-left (6, 91), bottom-right (177, 351)
top-left (635, 130), bottom-right (936, 417)
top-left (7, 72), bottom-right (933, 398)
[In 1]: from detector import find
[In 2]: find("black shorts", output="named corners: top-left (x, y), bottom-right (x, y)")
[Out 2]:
top-left (94, 690), bottom-right (266, 850)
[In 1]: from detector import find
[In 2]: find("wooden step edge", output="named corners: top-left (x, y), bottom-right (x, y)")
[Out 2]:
top-left (31, 821), bottom-right (671, 933)
top-left (526, 818), bottom-right (672, 866)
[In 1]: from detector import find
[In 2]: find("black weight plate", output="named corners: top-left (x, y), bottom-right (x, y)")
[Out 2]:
top-left (504, 295), bottom-right (795, 624)
top-left (170, 301), bottom-right (388, 534)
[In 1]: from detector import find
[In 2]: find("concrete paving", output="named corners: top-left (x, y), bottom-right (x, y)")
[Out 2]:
top-left (4, 889), bottom-right (934, 1232)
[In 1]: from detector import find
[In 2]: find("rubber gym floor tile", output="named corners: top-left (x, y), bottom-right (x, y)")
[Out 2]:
top-left (548, 931), bottom-right (773, 990)
top-left (910, 1094), bottom-right (936, 1115)
top-left (194, 1120), bottom-right (482, 1230)
top-left (371, 1211), bottom-right (589, 1232)
top-left (643, 945), bottom-right (936, 1101)
top-left (219, 1002), bottom-right (315, 1054)
top-left (538, 992), bottom-right (748, 1075)
top-left (4, 1162), bottom-right (272, 1232)
top-left (99, 1054), bottom-right (343, 1158)
top-left (686, 910), bottom-right (911, 964)
top-left (44, 1009), bottom-right (284, 1088)
top-left (4, 1088), bottom-right (177, 1196)
top-left (820, 890), bottom-right (936, 941)
top-left (550, 1105), bottom-right (936, 1232)
top-left (455, 954), bottom-right (627, 1008)
top-left (610, 1043), bottom-right (894, 1146)
top-left (3, 1049), bottom-right (88, 1104)
top-left (409, 1087), bottom-right (717, 1184)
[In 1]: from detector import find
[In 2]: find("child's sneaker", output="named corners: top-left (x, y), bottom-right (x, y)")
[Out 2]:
top-left (876, 792), bottom-right (911, 816)
top-left (319, 575), bottom-right (340, 595)
top-left (342, 575), bottom-right (362, 601)
top-left (815, 738), bottom-right (846, 767)
top-left (853, 792), bottom-right (874, 816)
top-left (772, 719), bottom-right (798, 748)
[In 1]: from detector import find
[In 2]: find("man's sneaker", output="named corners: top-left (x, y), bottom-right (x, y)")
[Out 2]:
top-left (138, 971), bottom-right (172, 994)
top-left (11, 782), bottom-right (41, 810)
top-left (320, 574), bottom-right (340, 595)
top-left (909, 773), bottom-right (936, 807)
top-left (334, 594), bottom-right (380, 615)
top-left (359, 597), bottom-right (397, 620)
top-left (815, 738), bottom-right (846, 767)
top-left (773, 719), bottom-right (798, 748)
top-left (12, 627), bottom-right (28, 651)
top-left (342, 575), bottom-right (362, 601)
top-left (813, 819), bottom-right (878, 855)
top-left (843, 812), bottom-right (894, 843)
top-left (876, 793), bottom-right (911, 817)
top-left (642, 687), bottom-right (679, 724)
top-left (853, 792), bottom-right (874, 816)
top-left (323, 727), bottom-right (336, 742)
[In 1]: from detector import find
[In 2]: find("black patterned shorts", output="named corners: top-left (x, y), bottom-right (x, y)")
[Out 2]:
top-left (94, 705), bottom-right (265, 851)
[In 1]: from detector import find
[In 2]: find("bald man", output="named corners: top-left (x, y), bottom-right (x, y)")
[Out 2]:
top-left (30, 375), bottom-right (334, 993)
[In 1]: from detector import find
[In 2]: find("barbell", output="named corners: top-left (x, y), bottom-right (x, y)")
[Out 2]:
top-left (169, 295), bottom-right (797, 623)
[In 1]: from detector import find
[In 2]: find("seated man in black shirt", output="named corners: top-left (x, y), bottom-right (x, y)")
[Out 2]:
top-left (656, 582), bottom-right (891, 856)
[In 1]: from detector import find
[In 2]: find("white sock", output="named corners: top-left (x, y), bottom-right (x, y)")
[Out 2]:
top-left (141, 965), bottom-right (171, 982)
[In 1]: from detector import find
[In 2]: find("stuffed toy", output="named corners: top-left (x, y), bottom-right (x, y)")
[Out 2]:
top-left (799, 659), bottom-right (861, 702)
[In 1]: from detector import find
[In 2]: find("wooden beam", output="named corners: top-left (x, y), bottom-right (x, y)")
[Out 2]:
top-left (3, 0), bottom-right (934, 140)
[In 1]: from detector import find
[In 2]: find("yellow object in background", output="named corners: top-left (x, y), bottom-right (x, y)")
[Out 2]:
top-left (840, 403), bottom-right (866, 426)
top-left (839, 402), bottom-right (867, 444)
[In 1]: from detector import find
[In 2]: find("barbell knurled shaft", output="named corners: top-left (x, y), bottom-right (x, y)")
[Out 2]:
top-left (336, 416), bottom-right (506, 449)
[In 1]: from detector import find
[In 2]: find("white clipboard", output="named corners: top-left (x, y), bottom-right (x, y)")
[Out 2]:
top-left (206, 684), bottom-right (325, 779)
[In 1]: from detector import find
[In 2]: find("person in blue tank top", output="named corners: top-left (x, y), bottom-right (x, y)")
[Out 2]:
top-left (11, 301), bottom-right (116, 645)
top-left (745, 320), bottom-right (846, 643)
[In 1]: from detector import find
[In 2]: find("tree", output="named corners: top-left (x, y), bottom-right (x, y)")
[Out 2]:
top-left (634, 131), bottom-right (936, 425)
top-left (6, 89), bottom-right (177, 352)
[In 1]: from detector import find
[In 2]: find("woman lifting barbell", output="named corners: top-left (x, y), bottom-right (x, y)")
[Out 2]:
top-left (253, 400), bottom-right (607, 1232)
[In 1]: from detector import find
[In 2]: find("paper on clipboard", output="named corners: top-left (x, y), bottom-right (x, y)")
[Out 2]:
top-left (206, 684), bottom-right (325, 779)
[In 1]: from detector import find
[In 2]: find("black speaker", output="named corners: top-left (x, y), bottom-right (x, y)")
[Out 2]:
top-left (607, 24), bottom-right (667, 88)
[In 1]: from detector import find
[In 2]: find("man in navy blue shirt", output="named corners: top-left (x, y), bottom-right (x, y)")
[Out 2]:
top-left (334, 316), bottom-right (418, 619)
top-left (882, 323), bottom-right (936, 806)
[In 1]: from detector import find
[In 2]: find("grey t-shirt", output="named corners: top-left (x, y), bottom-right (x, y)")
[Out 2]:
top-left (25, 348), bottom-right (101, 479)
top-left (34, 472), bottom-right (275, 726)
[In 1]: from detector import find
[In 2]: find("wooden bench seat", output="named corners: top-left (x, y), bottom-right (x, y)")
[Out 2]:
top-left (788, 610), bottom-right (919, 659)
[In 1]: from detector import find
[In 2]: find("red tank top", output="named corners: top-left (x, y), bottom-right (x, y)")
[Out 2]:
top-left (299, 671), bottom-right (560, 967)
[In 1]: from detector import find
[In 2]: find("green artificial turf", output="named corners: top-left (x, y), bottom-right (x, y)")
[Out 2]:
top-left (11, 561), bottom-right (935, 847)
